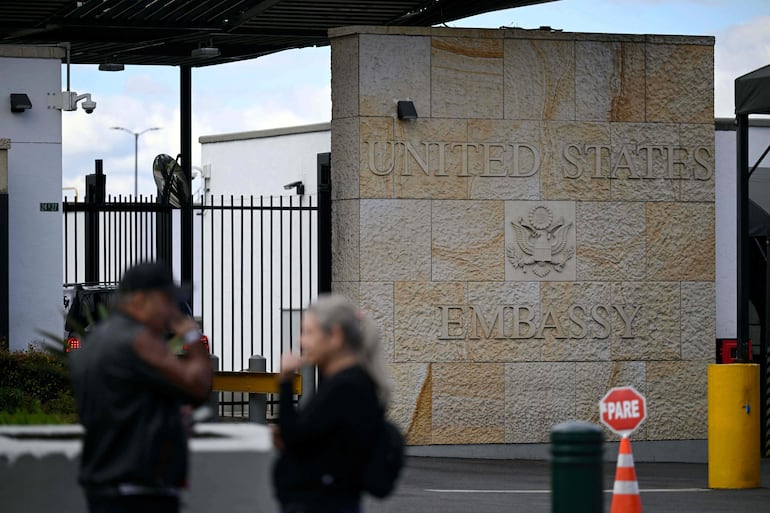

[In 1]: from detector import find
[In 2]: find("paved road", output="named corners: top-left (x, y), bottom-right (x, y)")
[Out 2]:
top-left (365, 457), bottom-right (770, 513)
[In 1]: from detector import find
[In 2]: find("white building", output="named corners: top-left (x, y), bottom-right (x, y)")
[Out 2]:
top-left (1, 46), bottom-right (65, 351)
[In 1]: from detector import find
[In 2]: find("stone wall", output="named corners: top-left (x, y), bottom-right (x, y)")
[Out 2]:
top-left (329, 26), bottom-right (715, 445)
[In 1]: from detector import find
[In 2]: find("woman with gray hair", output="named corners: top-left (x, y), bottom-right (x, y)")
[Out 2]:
top-left (272, 294), bottom-right (392, 513)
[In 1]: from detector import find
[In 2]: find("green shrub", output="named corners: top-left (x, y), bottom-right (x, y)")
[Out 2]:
top-left (0, 345), bottom-right (77, 423)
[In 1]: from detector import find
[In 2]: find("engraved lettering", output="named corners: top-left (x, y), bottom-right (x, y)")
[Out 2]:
top-left (535, 305), bottom-right (567, 339)
top-left (481, 143), bottom-right (507, 177)
top-left (585, 144), bottom-right (611, 178)
top-left (694, 146), bottom-right (713, 180)
top-left (403, 140), bottom-right (431, 176)
top-left (469, 305), bottom-right (507, 339)
top-left (591, 304), bottom-right (611, 339)
top-left (438, 305), bottom-right (465, 340)
top-left (513, 306), bottom-right (536, 339)
top-left (611, 145), bottom-right (640, 179)
top-left (367, 140), bottom-right (396, 176)
top-left (613, 304), bottom-right (641, 339)
top-left (510, 143), bottom-right (540, 177)
top-left (568, 304), bottom-right (588, 339)
top-left (562, 144), bottom-right (583, 178)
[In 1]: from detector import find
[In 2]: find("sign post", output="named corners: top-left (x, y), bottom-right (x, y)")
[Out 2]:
top-left (600, 386), bottom-right (646, 513)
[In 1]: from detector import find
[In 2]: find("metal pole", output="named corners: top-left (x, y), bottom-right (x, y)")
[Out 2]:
top-left (0, 139), bottom-right (8, 352)
top-left (134, 132), bottom-right (138, 198)
top-left (551, 421), bottom-right (604, 513)
top-left (248, 355), bottom-right (267, 424)
top-left (180, 66), bottom-right (194, 305)
top-left (738, 113), bottom-right (750, 362)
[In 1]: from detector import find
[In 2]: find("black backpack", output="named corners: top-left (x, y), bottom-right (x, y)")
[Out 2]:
top-left (362, 419), bottom-right (404, 498)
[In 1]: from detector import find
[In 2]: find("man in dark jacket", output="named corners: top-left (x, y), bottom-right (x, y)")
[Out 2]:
top-left (69, 262), bottom-right (213, 513)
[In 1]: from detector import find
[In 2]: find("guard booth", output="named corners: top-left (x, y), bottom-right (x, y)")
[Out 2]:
top-left (735, 64), bottom-right (770, 456)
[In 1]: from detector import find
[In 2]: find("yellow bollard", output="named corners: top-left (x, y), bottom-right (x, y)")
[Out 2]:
top-left (708, 363), bottom-right (760, 488)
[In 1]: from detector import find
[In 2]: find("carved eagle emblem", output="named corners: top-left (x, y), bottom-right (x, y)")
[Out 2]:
top-left (507, 206), bottom-right (575, 277)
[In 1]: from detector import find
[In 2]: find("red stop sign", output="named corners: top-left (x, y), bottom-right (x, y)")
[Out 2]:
top-left (599, 386), bottom-right (646, 436)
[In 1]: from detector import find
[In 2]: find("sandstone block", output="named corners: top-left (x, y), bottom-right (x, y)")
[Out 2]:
top-left (609, 123), bottom-right (681, 201)
top-left (466, 119), bottom-right (541, 200)
top-left (504, 39), bottom-right (575, 120)
top-left (331, 117), bottom-right (359, 200)
top-left (681, 281), bottom-right (716, 361)
top-left (505, 362), bottom-right (576, 443)
top-left (331, 281), bottom-right (360, 304)
top-left (541, 122), bottom-right (611, 201)
top-left (360, 200), bottom-right (431, 281)
top-left (432, 200), bottom-right (504, 281)
top-left (464, 281), bottom-right (541, 361)
top-left (575, 41), bottom-right (645, 122)
top-left (646, 360), bottom-right (708, 440)
top-left (331, 35), bottom-right (359, 119)
top-left (388, 362), bottom-right (431, 444)
top-left (433, 363), bottom-right (505, 444)
top-left (679, 123), bottom-right (715, 202)
top-left (393, 119), bottom-right (469, 200)
top-left (646, 202), bottom-right (715, 281)
top-left (611, 282), bottom-right (680, 360)
top-left (576, 202), bottom-right (646, 281)
top-left (359, 34), bottom-right (431, 117)
top-left (360, 282), bottom-right (394, 361)
top-left (646, 44), bottom-right (713, 124)
top-left (331, 200), bottom-right (359, 283)
top-left (360, 117), bottom-right (395, 199)
top-left (431, 37), bottom-right (503, 119)
top-left (540, 282), bottom-right (612, 362)
top-left (394, 281), bottom-right (464, 362)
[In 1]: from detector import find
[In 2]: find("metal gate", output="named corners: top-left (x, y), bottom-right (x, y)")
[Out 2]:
top-left (63, 154), bottom-right (332, 417)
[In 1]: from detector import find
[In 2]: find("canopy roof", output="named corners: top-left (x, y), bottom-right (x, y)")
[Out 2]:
top-left (736, 64), bottom-right (770, 115)
top-left (0, 0), bottom-right (553, 67)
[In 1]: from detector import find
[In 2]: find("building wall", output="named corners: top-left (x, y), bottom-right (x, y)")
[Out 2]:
top-left (330, 27), bottom-right (715, 445)
top-left (714, 122), bottom-right (770, 340)
top-left (0, 49), bottom-right (64, 351)
top-left (199, 124), bottom-right (330, 199)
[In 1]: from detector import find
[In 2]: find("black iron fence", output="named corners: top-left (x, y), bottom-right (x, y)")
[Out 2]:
top-left (63, 191), bottom-right (324, 418)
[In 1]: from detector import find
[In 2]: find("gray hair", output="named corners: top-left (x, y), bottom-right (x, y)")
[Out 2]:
top-left (308, 294), bottom-right (392, 406)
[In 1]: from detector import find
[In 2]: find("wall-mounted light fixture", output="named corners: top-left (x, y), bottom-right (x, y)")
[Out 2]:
top-left (192, 39), bottom-right (221, 58)
top-left (10, 93), bottom-right (32, 113)
top-left (284, 181), bottom-right (305, 195)
top-left (397, 100), bottom-right (418, 120)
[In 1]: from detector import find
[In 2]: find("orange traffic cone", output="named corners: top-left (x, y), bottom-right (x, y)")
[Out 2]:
top-left (610, 436), bottom-right (642, 513)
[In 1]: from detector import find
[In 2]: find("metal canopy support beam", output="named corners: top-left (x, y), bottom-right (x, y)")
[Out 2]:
top-left (180, 66), bottom-right (194, 304)
top-left (737, 113), bottom-right (751, 361)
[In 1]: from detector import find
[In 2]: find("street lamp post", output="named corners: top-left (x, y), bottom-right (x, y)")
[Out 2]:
top-left (110, 126), bottom-right (162, 198)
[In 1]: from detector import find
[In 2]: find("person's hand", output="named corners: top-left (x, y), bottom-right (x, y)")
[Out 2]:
top-left (270, 424), bottom-right (284, 451)
top-left (280, 352), bottom-right (303, 380)
top-left (170, 314), bottom-right (200, 338)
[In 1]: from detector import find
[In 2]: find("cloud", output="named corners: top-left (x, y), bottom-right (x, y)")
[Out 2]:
top-left (714, 15), bottom-right (770, 117)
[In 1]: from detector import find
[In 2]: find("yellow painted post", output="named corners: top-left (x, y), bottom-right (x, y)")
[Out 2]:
top-left (708, 363), bottom-right (760, 488)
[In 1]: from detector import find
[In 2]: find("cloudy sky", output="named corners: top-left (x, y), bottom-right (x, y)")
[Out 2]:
top-left (61, 0), bottom-right (770, 198)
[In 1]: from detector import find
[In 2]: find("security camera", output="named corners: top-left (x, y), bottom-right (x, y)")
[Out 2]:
top-left (54, 91), bottom-right (97, 113)
top-left (81, 99), bottom-right (96, 114)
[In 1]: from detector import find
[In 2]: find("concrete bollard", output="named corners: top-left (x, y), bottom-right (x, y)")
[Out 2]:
top-left (551, 421), bottom-right (604, 513)
top-left (248, 355), bottom-right (267, 424)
